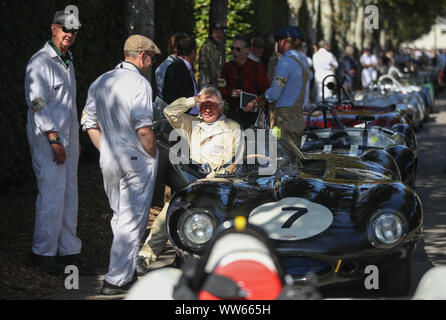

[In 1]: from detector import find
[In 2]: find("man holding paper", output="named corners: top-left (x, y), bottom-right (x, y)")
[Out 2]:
top-left (220, 34), bottom-right (270, 129)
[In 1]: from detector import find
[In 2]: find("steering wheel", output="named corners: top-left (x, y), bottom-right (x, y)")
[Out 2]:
top-left (228, 154), bottom-right (274, 175)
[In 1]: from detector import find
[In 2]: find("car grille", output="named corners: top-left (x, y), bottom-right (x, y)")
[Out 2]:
top-left (281, 257), bottom-right (331, 276)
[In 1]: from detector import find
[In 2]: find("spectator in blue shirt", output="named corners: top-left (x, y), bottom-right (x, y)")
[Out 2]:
top-left (245, 26), bottom-right (310, 147)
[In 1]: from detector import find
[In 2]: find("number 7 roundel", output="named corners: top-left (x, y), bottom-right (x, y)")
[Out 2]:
top-left (248, 197), bottom-right (333, 241)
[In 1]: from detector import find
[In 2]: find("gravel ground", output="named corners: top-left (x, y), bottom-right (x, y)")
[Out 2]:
top-left (0, 153), bottom-right (163, 300)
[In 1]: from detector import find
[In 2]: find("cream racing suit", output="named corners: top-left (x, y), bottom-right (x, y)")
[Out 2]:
top-left (139, 96), bottom-right (243, 263)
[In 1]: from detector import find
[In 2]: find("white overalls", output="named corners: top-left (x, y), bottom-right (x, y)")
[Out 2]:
top-left (25, 41), bottom-right (81, 257)
top-left (360, 53), bottom-right (378, 88)
top-left (312, 48), bottom-right (338, 102)
top-left (81, 62), bottom-right (158, 286)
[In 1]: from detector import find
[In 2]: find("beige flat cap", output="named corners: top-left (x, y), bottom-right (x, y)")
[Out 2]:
top-left (124, 34), bottom-right (161, 55)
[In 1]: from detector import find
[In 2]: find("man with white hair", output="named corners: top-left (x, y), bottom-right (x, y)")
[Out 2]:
top-left (137, 87), bottom-right (243, 271)
top-left (312, 40), bottom-right (338, 101)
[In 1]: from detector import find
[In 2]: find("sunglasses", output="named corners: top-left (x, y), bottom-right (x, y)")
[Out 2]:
top-left (230, 46), bottom-right (244, 52)
top-left (56, 24), bottom-right (79, 35)
top-left (144, 51), bottom-right (156, 63)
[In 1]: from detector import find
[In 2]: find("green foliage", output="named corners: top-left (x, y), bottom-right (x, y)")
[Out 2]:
top-left (376, 0), bottom-right (446, 45)
top-left (193, 0), bottom-right (211, 51)
top-left (250, 0), bottom-right (289, 37)
top-left (193, 0), bottom-right (257, 60)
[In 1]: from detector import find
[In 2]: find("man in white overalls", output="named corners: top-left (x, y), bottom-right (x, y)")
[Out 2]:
top-left (25, 10), bottom-right (93, 275)
top-left (81, 35), bottom-right (160, 295)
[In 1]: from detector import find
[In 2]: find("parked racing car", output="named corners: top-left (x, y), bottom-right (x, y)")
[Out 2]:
top-left (355, 82), bottom-right (427, 131)
top-left (375, 74), bottom-right (433, 118)
top-left (301, 102), bottom-right (418, 188)
top-left (305, 76), bottom-right (414, 130)
top-left (153, 117), bottom-right (423, 296)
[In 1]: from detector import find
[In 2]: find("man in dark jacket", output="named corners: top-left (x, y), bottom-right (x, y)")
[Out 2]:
top-left (163, 37), bottom-right (199, 115)
top-left (339, 45), bottom-right (359, 92)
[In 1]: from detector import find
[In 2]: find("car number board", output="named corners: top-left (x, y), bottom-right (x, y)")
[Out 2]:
top-left (248, 197), bottom-right (333, 241)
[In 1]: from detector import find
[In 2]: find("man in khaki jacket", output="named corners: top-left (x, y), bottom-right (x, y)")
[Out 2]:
top-left (137, 86), bottom-right (243, 271)
top-left (198, 23), bottom-right (227, 88)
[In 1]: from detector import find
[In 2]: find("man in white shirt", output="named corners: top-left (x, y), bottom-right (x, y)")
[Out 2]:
top-left (81, 35), bottom-right (160, 295)
top-left (312, 40), bottom-right (338, 101)
top-left (360, 48), bottom-right (378, 89)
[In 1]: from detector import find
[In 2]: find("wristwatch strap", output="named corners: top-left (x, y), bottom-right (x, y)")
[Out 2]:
top-left (49, 136), bottom-right (61, 145)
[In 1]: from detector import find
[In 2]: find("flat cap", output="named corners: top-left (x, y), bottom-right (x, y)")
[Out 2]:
top-left (53, 10), bottom-right (82, 29)
top-left (124, 35), bottom-right (161, 55)
top-left (274, 26), bottom-right (303, 41)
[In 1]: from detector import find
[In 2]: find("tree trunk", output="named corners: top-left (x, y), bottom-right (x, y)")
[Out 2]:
top-left (287, 0), bottom-right (304, 26)
top-left (346, 1), bottom-right (357, 48)
top-left (306, 0), bottom-right (319, 43)
top-left (125, 0), bottom-right (155, 38)
top-left (354, 1), bottom-right (364, 52)
top-left (331, 0), bottom-right (345, 54)
top-left (125, 0), bottom-right (155, 81)
top-left (319, 0), bottom-right (333, 43)
top-left (209, 0), bottom-right (228, 63)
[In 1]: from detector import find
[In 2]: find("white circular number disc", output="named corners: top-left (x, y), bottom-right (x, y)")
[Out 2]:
top-left (249, 197), bottom-right (333, 241)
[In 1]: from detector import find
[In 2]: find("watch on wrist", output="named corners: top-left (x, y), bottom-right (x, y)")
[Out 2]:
top-left (49, 136), bottom-right (61, 145)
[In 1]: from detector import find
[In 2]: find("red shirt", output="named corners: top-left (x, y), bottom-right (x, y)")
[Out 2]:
top-left (220, 58), bottom-right (270, 108)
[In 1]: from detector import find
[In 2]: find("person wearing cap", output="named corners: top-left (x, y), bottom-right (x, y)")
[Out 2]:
top-left (155, 33), bottom-right (189, 101)
top-left (25, 10), bottom-right (94, 275)
top-left (81, 34), bottom-right (160, 295)
top-left (220, 34), bottom-right (270, 129)
top-left (137, 87), bottom-right (244, 272)
top-left (312, 40), bottom-right (338, 102)
top-left (198, 22), bottom-right (227, 88)
top-left (245, 26), bottom-right (310, 148)
top-left (360, 48), bottom-right (378, 88)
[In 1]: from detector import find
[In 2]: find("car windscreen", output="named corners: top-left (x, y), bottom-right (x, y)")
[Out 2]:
top-left (301, 128), bottom-right (397, 154)
top-left (233, 129), bottom-right (303, 175)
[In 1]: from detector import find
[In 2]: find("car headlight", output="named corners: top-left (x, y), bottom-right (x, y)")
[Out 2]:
top-left (178, 209), bottom-right (216, 250)
top-left (368, 209), bottom-right (408, 248)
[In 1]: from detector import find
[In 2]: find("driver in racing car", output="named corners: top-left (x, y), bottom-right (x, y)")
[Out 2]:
top-left (137, 86), bottom-right (244, 272)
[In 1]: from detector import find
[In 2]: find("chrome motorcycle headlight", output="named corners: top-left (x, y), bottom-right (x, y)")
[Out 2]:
top-left (368, 210), bottom-right (408, 248)
top-left (178, 209), bottom-right (215, 250)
